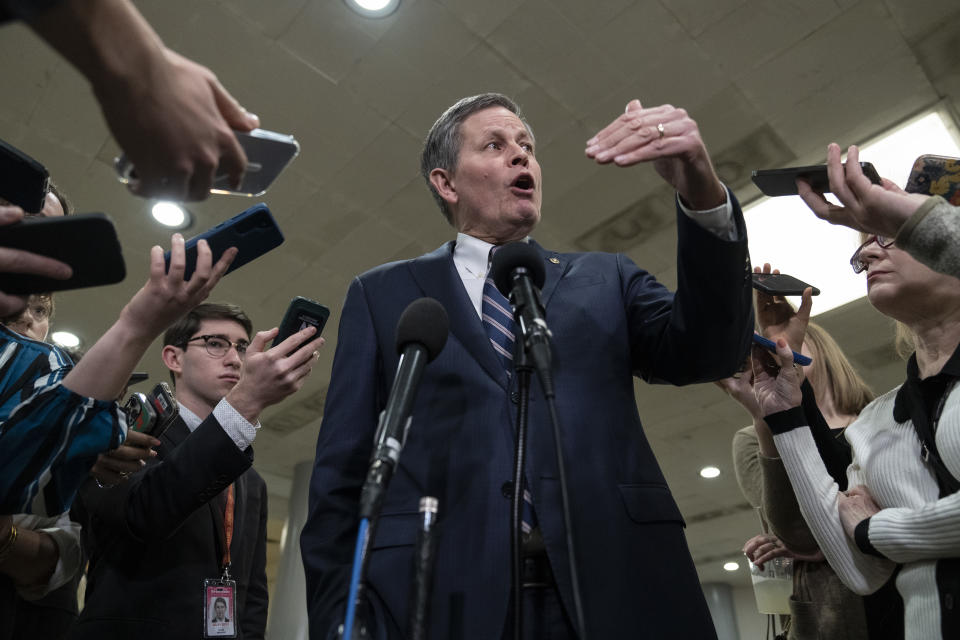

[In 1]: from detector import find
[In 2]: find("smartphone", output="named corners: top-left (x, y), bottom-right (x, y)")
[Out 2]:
top-left (123, 393), bottom-right (157, 434)
top-left (752, 272), bottom-right (820, 296)
top-left (0, 138), bottom-right (49, 213)
top-left (751, 162), bottom-right (881, 197)
top-left (752, 333), bottom-right (812, 366)
top-left (905, 154), bottom-right (960, 205)
top-left (0, 213), bottom-right (126, 295)
top-left (272, 296), bottom-right (330, 350)
top-left (147, 382), bottom-right (178, 438)
top-left (164, 203), bottom-right (284, 280)
top-left (114, 128), bottom-right (300, 197)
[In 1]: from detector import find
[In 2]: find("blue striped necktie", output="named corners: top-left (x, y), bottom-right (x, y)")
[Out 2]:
top-left (482, 246), bottom-right (538, 534)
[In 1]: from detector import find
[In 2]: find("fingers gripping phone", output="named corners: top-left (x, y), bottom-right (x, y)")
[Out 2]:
top-left (115, 129), bottom-right (300, 197)
top-left (272, 297), bottom-right (330, 351)
top-left (751, 162), bottom-right (881, 197)
top-left (164, 203), bottom-right (284, 281)
top-left (752, 272), bottom-right (821, 296)
top-left (0, 214), bottom-right (126, 294)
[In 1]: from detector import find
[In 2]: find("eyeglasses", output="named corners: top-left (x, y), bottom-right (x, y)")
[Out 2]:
top-left (180, 334), bottom-right (249, 359)
top-left (850, 235), bottom-right (895, 274)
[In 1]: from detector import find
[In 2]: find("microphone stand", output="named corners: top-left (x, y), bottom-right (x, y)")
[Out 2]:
top-left (510, 341), bottom-right (534, 640)
top-left (507, 278), bottom-right (588, 640)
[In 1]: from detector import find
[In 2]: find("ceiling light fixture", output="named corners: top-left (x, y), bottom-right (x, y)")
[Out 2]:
top-left (51, 331), bottom-right (80, 348)
top-left (151, 201), bottom-right (193, 230)
top-left (699, 466), bottom-right (721, 479)
top-left (344, 0), bottom-right (400, 18)
top-left (723, 561), bottom-right (739, 572)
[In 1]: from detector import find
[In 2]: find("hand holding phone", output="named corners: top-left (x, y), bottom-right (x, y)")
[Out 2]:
top-left (0, 213), bottom-right (125, 295)
top-left (752, 272), bottom-right (820, 296)
top-left (272, 297), bottom-right (330, 352)
top-left (795, 144), bottom-right (931, 238)
top-left (116, 129), bottom-right (299, 198)
top-left (752, 162), bottom-right (881, 197)
top-left (164, 203), bottom-right (284, 281)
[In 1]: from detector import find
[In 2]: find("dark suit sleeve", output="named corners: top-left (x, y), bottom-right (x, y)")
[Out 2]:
top-left (626, 193), bottom-right (754, 385)
top-left (241, 479), bottom-right (269, 639)
top-left (300, 277), bottom-right (393, 640)
top-left (0, 0), bottom-right (62, 22)
top-left (82, 415), bottom-right (253, 542)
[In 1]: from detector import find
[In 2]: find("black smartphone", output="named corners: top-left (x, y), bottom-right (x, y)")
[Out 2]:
top-left (272, 296), bottom-right (330, 350)
top-left (0, 213), bottom-right (126, 295)
top-left (164, 203), bottom-right (284, 280)
top-left (115, 129), bottom-right (300, 197)
top-left (0, 138), bottom-right (49, 213)
top-left (905, 154), bottom-right (960, 204)
top-left (147, 382), bottom-right (178, 438)
top-left (751, 162), bottom-right (881, 197)
top-left (752, 272), bottom-right (820, 296)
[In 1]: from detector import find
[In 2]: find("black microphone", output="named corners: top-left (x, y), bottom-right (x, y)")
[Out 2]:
top-left (490, 242), bottom-right (555, 397)
top-left (358, 298), bottom-right (449, 519)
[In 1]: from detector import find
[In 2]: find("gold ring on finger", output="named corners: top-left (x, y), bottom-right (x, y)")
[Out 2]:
top-left (657, 122), bottom-right (665, 139)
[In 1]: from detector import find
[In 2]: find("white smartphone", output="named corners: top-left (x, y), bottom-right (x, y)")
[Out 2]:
top-left (114, 128), bottom-right (300, 197)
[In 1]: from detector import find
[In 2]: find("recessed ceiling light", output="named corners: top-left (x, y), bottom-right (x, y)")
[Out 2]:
top-left (699, 466), bottom-right (721, 479)
top-left (345, 0), bottom-right (400, 18)
top-left (151, 201), bottom-right (192, 230)
top-left (51, 331), bottom-right (80, 348)
top-left (723, 561), bottom-right (740, 572)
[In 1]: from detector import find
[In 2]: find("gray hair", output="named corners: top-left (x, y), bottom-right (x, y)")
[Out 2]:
top-left (420, 93), bottom-right (534, 224)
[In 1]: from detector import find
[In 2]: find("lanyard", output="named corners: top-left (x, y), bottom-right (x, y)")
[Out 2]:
top-left (222, 484), bottom-right (235, 573)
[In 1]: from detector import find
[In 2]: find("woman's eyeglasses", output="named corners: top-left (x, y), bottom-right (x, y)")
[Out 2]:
top-left (850, 235), bottom-right (894, 274)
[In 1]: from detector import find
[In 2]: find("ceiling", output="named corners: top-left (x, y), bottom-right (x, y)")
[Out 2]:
top-left (2, 0), bottom-right (958, 593)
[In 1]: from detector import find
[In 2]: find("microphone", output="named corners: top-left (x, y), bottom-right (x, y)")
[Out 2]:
top-left (358, 298), bottom-right (449, 519)
top-left (490, 242), bottom-right (554, 397)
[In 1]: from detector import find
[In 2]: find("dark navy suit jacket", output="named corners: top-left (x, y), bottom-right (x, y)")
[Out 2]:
top-left (302, 200), bottom-right (754, 639)
top-left (71, 415), bottom-right (269, 640)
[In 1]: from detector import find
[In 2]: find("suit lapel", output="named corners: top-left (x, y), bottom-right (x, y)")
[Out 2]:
top-left (166, 417), bottom-right (228, 567)
top-left (530, 239), bottom-right (569, 309)
top-left (409, 243), bottom-right (511, 390)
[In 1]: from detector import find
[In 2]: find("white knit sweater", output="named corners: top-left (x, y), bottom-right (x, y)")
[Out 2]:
top-left (773, 383), bottom-right (960, 640)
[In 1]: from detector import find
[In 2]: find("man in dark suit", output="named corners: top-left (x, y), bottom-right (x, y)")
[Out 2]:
top-left (71, 303), bottom-right (324, 640)
top-left (301, 93), bottom-right (754, 639)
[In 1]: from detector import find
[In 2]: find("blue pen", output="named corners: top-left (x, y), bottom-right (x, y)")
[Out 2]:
top-left (752, 333), bottom-right (812, 366)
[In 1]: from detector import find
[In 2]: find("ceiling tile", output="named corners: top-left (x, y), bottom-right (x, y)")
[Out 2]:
top-left (657, 0), bottom-right (746, 37)
top-left (696, 0), bottom-right (840, 74)
top-left (436, 0), bottom-right (523, 37)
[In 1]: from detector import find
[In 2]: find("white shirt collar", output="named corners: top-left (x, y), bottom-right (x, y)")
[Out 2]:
top-left (177, 402), bottom-right (203, 432)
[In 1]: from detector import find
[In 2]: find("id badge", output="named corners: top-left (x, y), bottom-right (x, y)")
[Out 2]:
top-left (203, 578), bottom-right (237, 638)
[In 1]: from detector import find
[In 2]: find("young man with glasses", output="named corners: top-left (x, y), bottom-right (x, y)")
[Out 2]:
top-left (71, 302), bottom-right (324, 640)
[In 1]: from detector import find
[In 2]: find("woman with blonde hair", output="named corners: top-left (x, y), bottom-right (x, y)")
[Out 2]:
top-left (722, 273), bottom-right (901, 640)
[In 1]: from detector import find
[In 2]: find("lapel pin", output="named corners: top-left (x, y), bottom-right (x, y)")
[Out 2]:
top-left (549, 257), bottom-right (560, 264)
